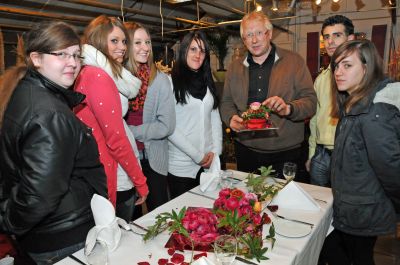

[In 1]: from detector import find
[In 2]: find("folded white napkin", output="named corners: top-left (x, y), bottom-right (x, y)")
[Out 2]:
top-left (0, 256), bottom-right (14, 265)
top-left (85, 194), bottom-right (122, 254)
top-left (199, 155), bottom-right (220, 192)
top-left (271, 181), bottom-right (320, 211)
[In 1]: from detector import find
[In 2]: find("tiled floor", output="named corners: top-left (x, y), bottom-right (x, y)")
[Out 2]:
top-left (374, 234), bottom-right (400, 265)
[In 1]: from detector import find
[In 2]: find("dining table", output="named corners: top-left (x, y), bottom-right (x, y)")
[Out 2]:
top-left (56, 170), bottom-right (333, 265)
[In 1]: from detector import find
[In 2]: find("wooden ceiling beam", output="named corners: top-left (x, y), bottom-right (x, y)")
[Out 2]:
top-left (60, 0), bottom-right (214, 27)
top-left (0, 6), bottom-right (91, 22)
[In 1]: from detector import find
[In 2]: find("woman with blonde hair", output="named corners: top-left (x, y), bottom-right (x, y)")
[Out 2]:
top-left (0, 21), bottom-right (107, 264)
top-left (75, 15), bottom-right (148, 221)
top-left (319, 39), bottom-right (400, 265)
top-left (124, 22), bottom-right (175, 211)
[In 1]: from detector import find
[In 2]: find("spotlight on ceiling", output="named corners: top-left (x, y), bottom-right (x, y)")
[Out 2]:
top-left (271, 0), bottom-right (278, 11)
top-left (332, 0), bottom-right (340, 2)
top-left (315, 0), bottom-right (322, 5)
top-left (165, 0), bottom-right (192, 3)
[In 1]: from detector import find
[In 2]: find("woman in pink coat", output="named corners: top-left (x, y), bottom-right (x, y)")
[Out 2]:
top-left (74, 15), bottom-right (148, 221)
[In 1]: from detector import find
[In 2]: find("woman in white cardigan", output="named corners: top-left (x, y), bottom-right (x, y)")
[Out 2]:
top-left (168, 31), bottom-right (222, 199)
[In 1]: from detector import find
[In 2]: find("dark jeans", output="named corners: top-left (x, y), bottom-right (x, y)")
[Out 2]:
top-left (310, 144), bottom-right (332, 187)
top-left (28, 242), bottom-right (84, 265)
top-left (167, 168), bottom-right (203, 199)
top-left (116, 188), bottom-right (136, 222)
top-left (141, 159), bottom-right (169, 211)
top-left (234, 140), bottom-right (309, 183)
top-left (319, 229), bottom-right (377, 265)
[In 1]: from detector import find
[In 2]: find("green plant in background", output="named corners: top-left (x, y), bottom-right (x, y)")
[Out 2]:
top-left (206, 29), bottom-right (230, 71)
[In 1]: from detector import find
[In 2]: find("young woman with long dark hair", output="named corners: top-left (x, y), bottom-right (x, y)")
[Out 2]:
top-left (167, 31), bottom-right (222, 199)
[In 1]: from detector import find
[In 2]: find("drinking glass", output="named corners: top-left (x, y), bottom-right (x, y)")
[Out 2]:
top-left (219, 170), bottom-right (233, 189)
top-left (85, 240), bottom-right (108, 265)
top-left (214, 235), bottom-right (237, 265)
top-left (283, 162), bottom-right (297, 180)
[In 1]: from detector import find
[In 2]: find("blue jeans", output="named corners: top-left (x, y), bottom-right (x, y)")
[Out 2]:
top-left (28, 241), bottom-right (84, 265)
top-left (310, 145), bottom-right (331, 187)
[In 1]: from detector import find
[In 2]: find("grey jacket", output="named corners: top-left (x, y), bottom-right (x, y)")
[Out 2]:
top-left (220, 46), bottom-right (316, 152)
top-left (130, 71), bottom-right (175, 175)
top-left (331, 79), bottom-right (400, 236)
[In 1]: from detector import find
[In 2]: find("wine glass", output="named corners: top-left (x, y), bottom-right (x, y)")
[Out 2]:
top-left (283, 162), bottom-right (297, 181)
top-left (214, 235), bottom-right (237, 265)
top-left (85, 240), bottom-right (108, 265)
top-left (219, 170), bottom-right (233, 189)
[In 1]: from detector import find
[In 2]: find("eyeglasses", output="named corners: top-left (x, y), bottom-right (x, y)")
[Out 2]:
top-left (243, 30), bottom-right (268, 40)
top-left (188, 46), bottom-right (206, 55)
top-left (44, 52), bottom-right (84, 61)
top-left (322, 32), bottom-right (346, 41)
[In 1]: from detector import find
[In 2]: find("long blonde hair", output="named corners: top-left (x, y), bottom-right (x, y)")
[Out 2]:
top-left (124, 22), bottom-right (156, 84)
top-left (83, 15), bottom-right (129, 78)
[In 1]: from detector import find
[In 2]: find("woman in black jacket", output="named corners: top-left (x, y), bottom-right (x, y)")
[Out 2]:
top-left (0, 21), bottom-right (107, 264)
top-left (319, 40), bottom-right (400, 265)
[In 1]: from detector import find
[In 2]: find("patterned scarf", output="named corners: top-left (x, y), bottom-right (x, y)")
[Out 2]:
top-left (128, 64), bottom-right (150, 111)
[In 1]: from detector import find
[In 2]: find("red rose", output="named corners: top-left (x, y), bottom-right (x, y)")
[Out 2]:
top-left (230, 189), bottom-right (245, 199)
top-left (225, 197), bottom-right (239, 210)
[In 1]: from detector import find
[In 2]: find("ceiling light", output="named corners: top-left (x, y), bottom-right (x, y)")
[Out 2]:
top-left (315, 0), bottom-right (321, 4)
top-left (332, 0), bottom-right (340, 2)
top-left (271, 0), bottom-right (278, 11)
top-left (256, 3), bottom-right (263, 11)
top-left (165, 0), bottom-right (192, 3)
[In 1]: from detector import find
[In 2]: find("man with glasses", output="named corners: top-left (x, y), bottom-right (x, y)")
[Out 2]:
top-left (306, 15), bottom-right (354, 187)
top-left (220, 11), bottom-right (316, 181)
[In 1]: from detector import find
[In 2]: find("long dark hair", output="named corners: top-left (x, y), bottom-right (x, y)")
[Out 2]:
top-left (330, 40), bottom-right (385, 118)
top-left (171, 31), bottom-right (218, 109)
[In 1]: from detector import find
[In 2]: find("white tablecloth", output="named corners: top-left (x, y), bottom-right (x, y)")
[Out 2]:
top-left (57, 171), bottom-right (333, 265)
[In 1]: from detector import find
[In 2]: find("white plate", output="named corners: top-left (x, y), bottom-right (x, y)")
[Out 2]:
top-left (274, 218), bottom-right (312, 238)
top-left (129, 219), bottom-right (154, 235)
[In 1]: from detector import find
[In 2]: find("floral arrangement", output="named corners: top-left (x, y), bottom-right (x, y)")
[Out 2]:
top-left (241, 102), bottom-right (272, 129)
top-left (241, 102), bottom-right (271, 121)
top-left (173, 207), bottom-right (219, 248)
top-left (142, 188), bottom-right (276, 263)
top-left (245, 165), bottom-right (287, 202)
top-left (213, 188), bottom-right (275, 261)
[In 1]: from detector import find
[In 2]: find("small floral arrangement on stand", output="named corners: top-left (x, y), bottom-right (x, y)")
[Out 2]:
top-left (241, 102), bottom-right (272, 129)
top-left (141, 188), bottom-right (276, 264)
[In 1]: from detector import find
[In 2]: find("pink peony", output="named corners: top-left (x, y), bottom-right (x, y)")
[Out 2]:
top-left (250, 102), bottom-right (261, 110)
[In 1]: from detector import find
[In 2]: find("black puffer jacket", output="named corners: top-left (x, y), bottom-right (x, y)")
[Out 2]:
top-left (331, 79), bottom-right (400, 236)
top-left (0, 69), bottom-right (108, 253)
